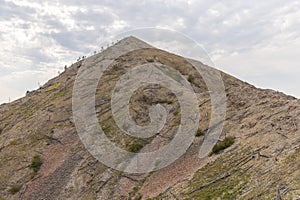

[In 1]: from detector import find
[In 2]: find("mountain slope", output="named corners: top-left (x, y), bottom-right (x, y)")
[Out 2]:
top-left (0, 37), bottom-right (299, 200)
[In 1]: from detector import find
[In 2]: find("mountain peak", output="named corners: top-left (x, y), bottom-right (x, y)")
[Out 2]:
top-left (119, 35), bottom-right (145, 42)
top-left (0, 36), bottom-right (299, 200)
top-left (113, 35), bottom-right (152, 50)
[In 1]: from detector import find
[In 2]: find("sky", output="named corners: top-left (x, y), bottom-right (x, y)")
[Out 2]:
top-left (0, 0), bottom-right (299, 103)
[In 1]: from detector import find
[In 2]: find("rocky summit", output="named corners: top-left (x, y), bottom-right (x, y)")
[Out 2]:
top-left (0, 37), bottom-right (299, 200)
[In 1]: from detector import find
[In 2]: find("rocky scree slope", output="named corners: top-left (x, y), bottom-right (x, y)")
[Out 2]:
top-left (0, 37), bottom-right (299, 200)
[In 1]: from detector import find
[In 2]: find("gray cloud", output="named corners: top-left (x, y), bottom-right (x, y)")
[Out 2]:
top-left (0, 0), bottom-right (35, 20)
top-left (48, 30), bottom-right (100, 51)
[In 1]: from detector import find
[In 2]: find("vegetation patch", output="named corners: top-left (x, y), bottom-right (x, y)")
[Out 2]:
top-left (30, 154), bottom-right (43, 173)
top-left (48, 82), bottom-right (62, 91)
top-left (9, 184), bottom-right (22, 195)
top-left (195, 129), bottom-right (204, 137)
top-left (128, 142), bottom-right (144, 153)
top-left (152, 100), bottom-right (173, 105)
top-left (210, 136), bottom-right (235, 155)
top-left (188, 74), bottom-right (194, 83)
top-left (8, 139), bottom-right (18, 146)
top-left (183, 148), bottom-right (252, 200)
top-left (173, 109), bottom-right (179, 116)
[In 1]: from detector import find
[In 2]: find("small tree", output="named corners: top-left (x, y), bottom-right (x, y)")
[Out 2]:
top-left (30, 154), bottom-right (43, 173)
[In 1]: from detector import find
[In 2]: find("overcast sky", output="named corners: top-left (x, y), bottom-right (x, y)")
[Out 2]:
top-left (0, 0), bottom-right (299, 103)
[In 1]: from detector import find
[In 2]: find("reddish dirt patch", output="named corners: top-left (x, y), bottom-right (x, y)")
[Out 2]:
top-left (139, 138), bottom-right (215, 199)
top-left (21, 129), bottom-right (78, 200)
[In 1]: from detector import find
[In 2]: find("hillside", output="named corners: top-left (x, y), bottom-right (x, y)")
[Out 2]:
top-left (0, 36), bottom-right (299, 200)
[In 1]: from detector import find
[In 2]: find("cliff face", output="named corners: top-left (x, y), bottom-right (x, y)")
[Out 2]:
top-left (0, 37), bottom-right (299, 200)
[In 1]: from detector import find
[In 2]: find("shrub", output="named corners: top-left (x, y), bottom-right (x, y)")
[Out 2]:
top-left (152, 100), bottom-right (173, 105)
top-left (9, 184), bottom-right (22, 194)
top-left (195, 129), bottom-right (204, 137)
top-left (129, 142), bottom-right (144, 153)
top-left (30, 154), bottom-right (43, 173)
top-left (188, 74), bottom-right (194, 83)
top-left (173, 109), bottom-right (179, 116)
top-left (210, 136), bottom-right (235, 155)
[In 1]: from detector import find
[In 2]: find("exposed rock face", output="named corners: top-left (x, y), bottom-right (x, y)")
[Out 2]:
top-left (0, 37), bottom-right (299, 200)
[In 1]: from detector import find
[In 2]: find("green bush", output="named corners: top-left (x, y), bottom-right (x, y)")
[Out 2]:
top-left (9, 184), bottom-right (22, 194)
top-left (188, 74), bottom-right (194, 83)
top-left (152, 100), bottom-right (173, 105)
top-left (210, 136), bottom-right (235, 155)
top-left (195, 129), bottom-right (204, 137)
top-left (30, 154), bottom-right (43, 173)
top-left (129, 142), bottom-right (144, 153)
top-left (173, 110), bottom-right (179, 116)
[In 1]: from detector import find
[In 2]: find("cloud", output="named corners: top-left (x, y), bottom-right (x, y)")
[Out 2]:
top-left (0, 68), bottom-right (60, 103)
top-left (0, 0), bottom-right (35, 21)
top-left (0, 0), bottom-right (300, 104)
top-left (214, 37), bottom-right (300, 97)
